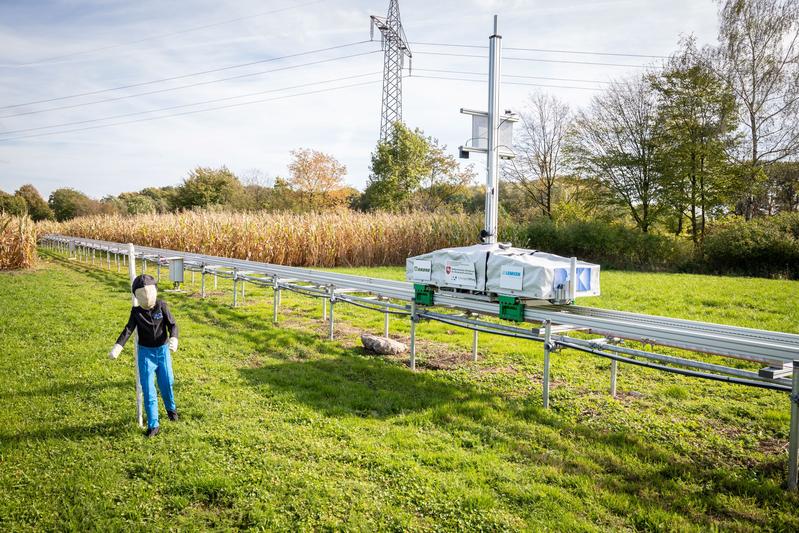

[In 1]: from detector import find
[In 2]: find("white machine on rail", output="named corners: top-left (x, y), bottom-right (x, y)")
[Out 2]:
top-left (405, 16), bottom-right (600, 319)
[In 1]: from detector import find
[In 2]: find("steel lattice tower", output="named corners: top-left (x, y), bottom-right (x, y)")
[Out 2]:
top-left (371, 0), bottom-right (412, 141)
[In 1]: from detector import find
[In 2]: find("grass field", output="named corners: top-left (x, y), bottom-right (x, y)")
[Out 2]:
top-left (2, 252), bottom-right (799, 530)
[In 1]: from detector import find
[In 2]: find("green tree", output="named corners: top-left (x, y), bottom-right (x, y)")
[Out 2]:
top-left (0, 190), bottom-right (27, 216)
top-left (416, 137), bottom-right (476, 211)
top-left (14, 184), bottom-right (54, 221)
top-left (652, 38), bottom-right (738, 250)
top-left (176, 166), bottom-right (243, 209)
top-left (362, 122), bottom-right (432, 211)
top-left (48, 188), bottom-right (96, 221)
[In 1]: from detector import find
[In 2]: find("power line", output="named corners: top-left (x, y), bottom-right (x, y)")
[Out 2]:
top-left (414, 50), bottom-right (651, 68)
top-left (412, 68), bottom-right (611, 85)
top-left (409, 40), bottom-right (668, 59)
top-left (0, 78), bottom-right (381, 143)
top-left (1, 40), bottom-right (374, 110)
top-left (0, 50), bottom-right (380, 120)
top-left (5, 0), bottom-right (327, 68)
top-left (408, 74), bottom-right (601, 91)
top-left (0, 72), bottom-right (381, 136)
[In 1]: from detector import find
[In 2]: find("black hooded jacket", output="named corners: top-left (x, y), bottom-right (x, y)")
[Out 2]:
top-left (115, 300), bottom-right (179, 348)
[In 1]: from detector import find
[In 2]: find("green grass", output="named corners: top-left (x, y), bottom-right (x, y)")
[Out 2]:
top-left (1, 252), bottom-right (798, 530)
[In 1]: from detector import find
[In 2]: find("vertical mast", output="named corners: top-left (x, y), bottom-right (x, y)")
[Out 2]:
top-left (484, 15), bottom-right (502, 244)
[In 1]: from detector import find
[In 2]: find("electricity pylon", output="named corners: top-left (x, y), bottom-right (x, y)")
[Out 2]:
top-left (371, 0), bottom-right (412, 141)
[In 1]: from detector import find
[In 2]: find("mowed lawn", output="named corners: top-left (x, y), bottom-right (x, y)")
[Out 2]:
top-left (1, 252), bottom-right (799, 531)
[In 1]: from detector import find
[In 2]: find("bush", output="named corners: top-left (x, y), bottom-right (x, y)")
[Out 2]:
top-left (524, 218), bottom-right (691, 271)
top-left (703, 213), bottom-right (799, 279)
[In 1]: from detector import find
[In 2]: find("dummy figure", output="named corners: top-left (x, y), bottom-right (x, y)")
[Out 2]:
top-left (109, 274), bottom-right (179, 437)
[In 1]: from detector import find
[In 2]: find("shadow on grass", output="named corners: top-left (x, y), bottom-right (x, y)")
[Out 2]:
top-left (46, 252), bottom-right (799, 526)
top-left (0, 418), bottom-right (131, 446)
top-left (0, 379), bottom-right (130, 400)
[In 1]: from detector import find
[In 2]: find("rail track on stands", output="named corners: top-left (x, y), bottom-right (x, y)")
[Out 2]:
top-left (39, 234), bottom-right (799, 488)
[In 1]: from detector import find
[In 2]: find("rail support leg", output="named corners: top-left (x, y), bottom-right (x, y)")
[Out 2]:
top-left (384, 303), bottom-right (390, 338)
top-left (200, 268), bottom-right (206, 298)
top-left (116, 252), bottom-right (120, 272)
top-left (328, 292), bottom-right (335, 341)
top-left (409, 302), bottom-right (417, 371)
top-left (610, 360), bottom-right (618, 398)
top-left (232, 270), bottom-right (238, 307)
top-left (156, 257), bottom-right (161, 283)
top-left (191, 269), bottom-right (195, 285)
top-left (142, 258), bottom-right (146, 274)
top-left (106, 250), bottom-right (110, 269)
top-left (543, 320), bottom-right (552, 409)
top-left (789, 360), bottom-right (799, 490)
top-left (272, 281), bottom-right (280, 324)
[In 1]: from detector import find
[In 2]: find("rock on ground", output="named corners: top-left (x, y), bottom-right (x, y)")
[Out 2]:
top-left (361, 333), bottom-right (407, 355)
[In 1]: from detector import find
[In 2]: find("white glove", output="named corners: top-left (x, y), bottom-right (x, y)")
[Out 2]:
top-left (169, 337), bottom-right (178, 352)
top-left (109, 344), bottom-right (123, 360)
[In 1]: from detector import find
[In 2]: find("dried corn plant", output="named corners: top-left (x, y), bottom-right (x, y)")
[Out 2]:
top-left (0, 214), bottom-right (37, 270)
top-left (40, 210), bottom-right (485, 267)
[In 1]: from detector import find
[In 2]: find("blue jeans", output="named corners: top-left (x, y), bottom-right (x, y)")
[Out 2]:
top-left (137, 343), bottom-right (176, 429)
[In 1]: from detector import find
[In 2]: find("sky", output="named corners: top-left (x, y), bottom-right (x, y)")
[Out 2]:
top-left (0, 0), bottom-right (721, 199)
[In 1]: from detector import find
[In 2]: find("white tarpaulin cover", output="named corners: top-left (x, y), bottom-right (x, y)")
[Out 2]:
top-left (406, 243), bottom-right (600, 301)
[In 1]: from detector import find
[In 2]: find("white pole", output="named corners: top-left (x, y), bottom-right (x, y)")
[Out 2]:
top-left (127, 244), bottom-right (144, 428)
top-left (483, 14), bottom-right (502, 244)
top-left (569, 257), bottom-right (577, 302)
top-left (409, 301), bottom-right (417, 370)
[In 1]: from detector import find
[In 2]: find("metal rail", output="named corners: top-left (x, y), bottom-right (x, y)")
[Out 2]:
top-left (39, 234), bottom-right (799, 489)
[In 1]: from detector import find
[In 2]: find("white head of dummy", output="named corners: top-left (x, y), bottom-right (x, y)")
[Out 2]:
top-left (132, 274), bottom-right (158, 310)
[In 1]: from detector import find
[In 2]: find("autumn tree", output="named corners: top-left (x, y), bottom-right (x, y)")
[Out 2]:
top-left (14, 184), bottom-right (54, 221)
top-left (416, 137), bottom-right (476, 211)
top-left (287, 149), bottom-right (347, 210)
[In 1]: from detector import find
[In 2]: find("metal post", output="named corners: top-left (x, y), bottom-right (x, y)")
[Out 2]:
top-left (191, 269), bottom-right (195, 285)
top-left (409, 301), bottom-right (417, 370)
top-left (142, 258), bottom-right (146, 274)
top-left (789, 361), bottom-right (799, 490)
top-left (610, 360), bottom-right (618, 398)
top-left (201, 267), bottom-right (206, 298)
top-left (328, 290), bottom-right (335, 341)
top-left (92, 248), bottom-right (95, 265)
top-left (116, 251), bottom-right (120, 272)
top-left (127, 243), bottom-right (144, 429)
top-left (156, 256), bottom-right (161, 283)
top-left (233, 269), bottom-right (238, 307)
top-left (483, 14), bottom-right (502, 244)
top-left (543, 320), bottom-right (552, 409)
top-left (272, 280), bottom-right (280, 324)
top-left (106, 250), bottom-right (110, 269)
top-left (384, 302), bottom-right (390, 338)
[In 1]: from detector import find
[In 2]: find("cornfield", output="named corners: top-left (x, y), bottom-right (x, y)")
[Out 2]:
top-left (0, 214), bottom-right (37, 270)
top-left (40, 210), bottom-right (486, 267)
